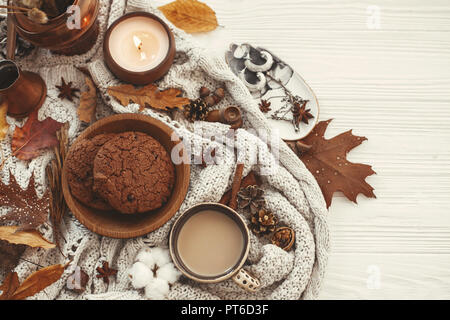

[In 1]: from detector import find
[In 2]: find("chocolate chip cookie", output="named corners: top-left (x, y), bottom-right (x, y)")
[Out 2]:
top-left (93, 132), bottom-right (175, 214)
top-left (66, 133), bottom-right (116, 210)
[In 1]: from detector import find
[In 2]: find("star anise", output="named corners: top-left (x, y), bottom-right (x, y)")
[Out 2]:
top-left (293, 101), bottom-right (313, 126)
top-left (56, 77), bottom-right (80, 102)
top-left (96, 261), bottom-right (117, 285)
top-left (259, 100), bottom-right (271, 113)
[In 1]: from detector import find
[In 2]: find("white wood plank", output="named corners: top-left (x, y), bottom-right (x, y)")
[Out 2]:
top-left (319, 253), bottom-right (450, 299)
top-left (153, 0), bottom-right (450, 299)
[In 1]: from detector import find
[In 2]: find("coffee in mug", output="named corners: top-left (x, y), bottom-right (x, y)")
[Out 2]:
top-left (170, 203), bottom-right (260, 292)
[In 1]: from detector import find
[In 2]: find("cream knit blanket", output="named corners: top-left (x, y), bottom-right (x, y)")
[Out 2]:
top-left (0, 0), bottom-right (329, 300)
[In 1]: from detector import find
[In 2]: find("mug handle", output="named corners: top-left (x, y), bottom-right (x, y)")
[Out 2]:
top-left (232, 269), bottom-right (261, 292)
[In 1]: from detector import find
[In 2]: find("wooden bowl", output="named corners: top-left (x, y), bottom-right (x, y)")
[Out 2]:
top-left (62, 114), bottom-right (190, 239)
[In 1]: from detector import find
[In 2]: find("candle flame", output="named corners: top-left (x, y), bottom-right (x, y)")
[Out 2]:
top-left (133, 36), bottom-right (143, 51)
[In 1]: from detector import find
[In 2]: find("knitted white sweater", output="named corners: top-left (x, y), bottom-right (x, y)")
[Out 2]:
top-left (0, 0), bottom-right (329, 300)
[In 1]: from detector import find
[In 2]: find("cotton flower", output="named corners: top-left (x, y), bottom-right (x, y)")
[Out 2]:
top-left (130, 246), bottom-right (182, 299)
top-left (156, 263), bottom-right (182, 284)
top-left (128, 262), bottom-right (153, 289)
top-left (135, 248), bottom-right (156, 269)
top-left (151, 247), bottom-right (172, 267)
top-left (145, 278), bottom-right (170, 300)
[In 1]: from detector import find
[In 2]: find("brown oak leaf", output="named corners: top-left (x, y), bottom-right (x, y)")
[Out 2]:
top-left (11, 108), bottom-right (64, 161)
top-left (0, 100), bottom-right (9, 141)
top-left (0, 264), bottom-right (66, 300)
top-left (107, 84), bottom-right (189, 112)
top-left (159, 0), bottom-right (219, 33)
top-left (299, 119), bottom-right (376, 208)
top-left (0, 240), bottom-right (26, 272)
top-left (77, 77), bottom-right (97, 123)
top-left (0, 174), bottom-right (50, 231)
top-left (0, 226), bottom-right (55, 249)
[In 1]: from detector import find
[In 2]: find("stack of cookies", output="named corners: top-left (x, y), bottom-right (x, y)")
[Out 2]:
top-left (66, 131), bottom-right (175, 214)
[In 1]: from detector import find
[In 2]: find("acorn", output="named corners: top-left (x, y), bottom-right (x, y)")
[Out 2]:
top-left (212, 88), bottom-right (225, 104)
top-left (203, 95), bottom-right (216, 107)
top-left (199, 86), bottom-right (211, 98)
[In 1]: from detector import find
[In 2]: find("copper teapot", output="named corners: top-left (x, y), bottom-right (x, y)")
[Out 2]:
top-left (0, 60), bottom-right (47, 119)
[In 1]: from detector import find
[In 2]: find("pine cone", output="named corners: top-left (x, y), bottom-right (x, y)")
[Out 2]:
top-left (249, 207), bottom-right (278, 236)
top-left (237, 185), bottom-right (265, 214)
top-left (184, 98), bottom-right (209, 122)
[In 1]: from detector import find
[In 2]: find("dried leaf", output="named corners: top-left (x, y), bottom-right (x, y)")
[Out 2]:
top-left (9, 264), bottom-right (66, 300)
top-left (107, 84), bottom-right (189, 112)
top-left (0, 241), bottom-right (26, 272)
top-left (11, 108), bottom-right (64, 161)
top-left (0, 100), bottom-right (9, 141)
top-left (159, 0), bottom-right (219, 33)
top-left (299, 120), bottom-right (376, 208)
top-left (0, 226), bottom-right (55, 249)
top-left (77, 77), bottom-right (97, 123)
top-left (0, 174), bottom-right (50, 231)
top-left (0, 272), bottom-right (20, 300)
top-left (46, 124), bottom-right (69, 251)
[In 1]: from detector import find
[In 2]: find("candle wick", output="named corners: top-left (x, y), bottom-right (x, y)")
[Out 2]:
top-left (133, 36), bottom-right (143, 52)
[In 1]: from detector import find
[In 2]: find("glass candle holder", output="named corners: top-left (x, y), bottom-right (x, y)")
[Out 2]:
top-left (11, 0), bottom-right (100, 56)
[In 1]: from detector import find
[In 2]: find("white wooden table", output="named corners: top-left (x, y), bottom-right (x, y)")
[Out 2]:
top-left (154, 0), bottom-right (450, 299)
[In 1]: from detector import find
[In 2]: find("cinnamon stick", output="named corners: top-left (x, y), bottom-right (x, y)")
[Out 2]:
top-left (220, 171), bottom-right (262, 206)
top-left (228, 163), bottom-right (244, 210)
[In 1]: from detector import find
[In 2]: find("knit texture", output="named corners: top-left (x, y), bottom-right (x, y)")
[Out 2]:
top-left (0, 0), bottom-right (330, 300)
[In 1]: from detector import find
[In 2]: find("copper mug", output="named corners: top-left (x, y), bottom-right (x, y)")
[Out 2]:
top-left (0, 60), bottom-right (47, 119)
top-left (169, 203), bottom-right (261, 292)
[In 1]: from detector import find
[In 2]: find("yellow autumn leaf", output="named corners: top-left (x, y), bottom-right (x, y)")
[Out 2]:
top-left (11, 264), bottom-right (66, 300)
top-left (107, 83), bottom-right (189, 112)
top-left (0, 226), bottom-right (56, 249)
top-left (0, 100), bottom-right (9, 141)
top-left (159, 0), bottom-right (219, 33)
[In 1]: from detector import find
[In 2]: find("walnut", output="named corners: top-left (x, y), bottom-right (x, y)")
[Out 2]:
top-left (271, 227), bottom-right (295, 251)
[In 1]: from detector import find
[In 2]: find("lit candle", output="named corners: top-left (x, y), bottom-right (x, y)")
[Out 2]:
top-left (104, 13), bottom-right (175, 84)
